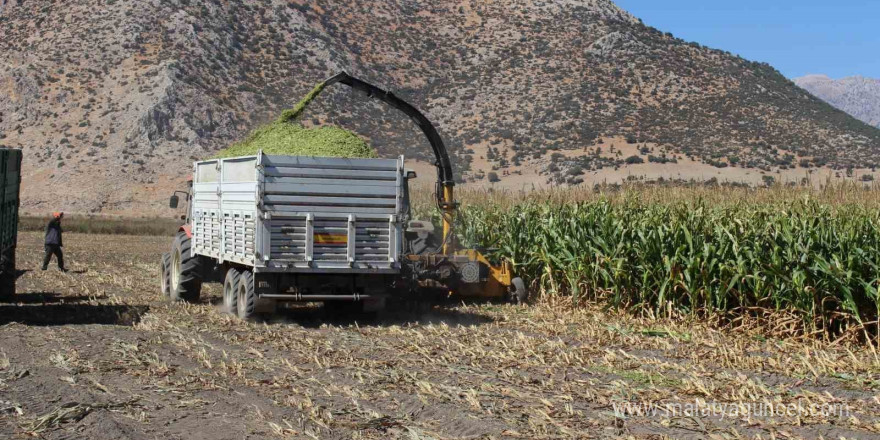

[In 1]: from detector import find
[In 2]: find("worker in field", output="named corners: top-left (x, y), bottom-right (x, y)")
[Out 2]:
top-left (42, 212), bottom-right (66, 272)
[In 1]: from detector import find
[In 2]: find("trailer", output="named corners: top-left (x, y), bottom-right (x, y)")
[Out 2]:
top-left (0, 148), bottom-right (22, 298)
top-left (161, 72), bottom-right (527, 319)
top-left (164, 153), bottom-right (407, 317)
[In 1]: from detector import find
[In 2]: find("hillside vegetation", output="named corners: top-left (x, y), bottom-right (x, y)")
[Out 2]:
top-left (2, 0), bottom-right (880, 213)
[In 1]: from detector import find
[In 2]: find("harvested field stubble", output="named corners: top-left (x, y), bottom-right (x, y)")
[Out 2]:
top-left (0, 232), bottom-right (878, 439)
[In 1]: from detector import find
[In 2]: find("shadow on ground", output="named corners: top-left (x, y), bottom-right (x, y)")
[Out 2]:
top-left (0, 303), bottom-right (149, 326)
top-left (265, 302), bottom-right (496, 328)
top-left (0, 291), bottom-right (107, 304)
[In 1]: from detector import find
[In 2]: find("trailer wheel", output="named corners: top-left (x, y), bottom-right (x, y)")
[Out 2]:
top-left (236, 270), bottom-right (257, 321)
top-left (223, 267), bottom-right (240, 315)
top-left (508, 277), bottom-right (529, 304)
top-left (170, 232), bottom-right (203, 303)
top-left (159, 252), bottom-right (171, 298)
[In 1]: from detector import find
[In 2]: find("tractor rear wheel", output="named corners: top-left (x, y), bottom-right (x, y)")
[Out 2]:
top-left (236, 270), bottom-right (257, 321)
top-left (159, 252), bottom-right (171, 298)
top-left (169, 232), bottom-right (203, 303)
top-left (223, 267), bottom-right (240, 315)
top-left (508, 277), bottom-right (529, 304)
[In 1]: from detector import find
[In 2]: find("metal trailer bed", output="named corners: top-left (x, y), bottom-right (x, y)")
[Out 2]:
top-left (189, 153), bottom-right (406, 275)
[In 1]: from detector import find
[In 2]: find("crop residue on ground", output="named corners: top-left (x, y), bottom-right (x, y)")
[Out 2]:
top-left (1, 231), bottom-right (878, 439)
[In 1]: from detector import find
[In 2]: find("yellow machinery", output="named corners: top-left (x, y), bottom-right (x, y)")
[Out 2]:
top-left (321, 72), bottom-right (528, 303)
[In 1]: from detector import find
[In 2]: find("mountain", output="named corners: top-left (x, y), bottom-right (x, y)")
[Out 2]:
top-left (794, 74), bottom-right (880, 128)
top-left (2, 0), bottom-right (880, 214)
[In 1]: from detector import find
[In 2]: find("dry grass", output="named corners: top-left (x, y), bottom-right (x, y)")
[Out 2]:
top-left (18, 215), bottom-right (180, 236)
top-left (413, 181), bottom-right (880, 211)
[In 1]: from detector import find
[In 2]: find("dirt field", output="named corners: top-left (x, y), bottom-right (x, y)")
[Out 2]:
top-left (1, 232), bottom-right (878, 439)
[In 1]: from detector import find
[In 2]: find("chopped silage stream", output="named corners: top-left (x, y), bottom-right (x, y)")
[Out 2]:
top-left (213, 81), bottom-right (377, 159)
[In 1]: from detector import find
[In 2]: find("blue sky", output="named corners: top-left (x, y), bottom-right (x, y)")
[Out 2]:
top-left (614, 0), bottom-right (880, 79)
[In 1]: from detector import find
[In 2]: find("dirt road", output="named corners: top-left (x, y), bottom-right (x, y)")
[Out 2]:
top-left (1, 232), bottom-right (878, 439)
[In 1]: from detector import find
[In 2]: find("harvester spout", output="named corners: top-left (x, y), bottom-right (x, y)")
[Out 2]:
top-left (318, 71), bottom-right (458, 253)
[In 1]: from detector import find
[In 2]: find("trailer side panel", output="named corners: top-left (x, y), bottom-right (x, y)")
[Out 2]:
top-left (190, 154), bottom-right (405, 274)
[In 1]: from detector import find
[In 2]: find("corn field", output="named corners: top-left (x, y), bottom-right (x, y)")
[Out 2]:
top-left (418, 185), bottom-right (880, 339)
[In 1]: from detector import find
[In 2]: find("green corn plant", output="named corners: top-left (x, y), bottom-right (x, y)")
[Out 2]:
top-left (447, 187), bottom-right (880, 340)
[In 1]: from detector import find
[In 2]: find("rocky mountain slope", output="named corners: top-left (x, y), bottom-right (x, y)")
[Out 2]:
top-left (795, 74), bottom-right (880, 128)
top-left (2, 0), bottom-right (880, 214)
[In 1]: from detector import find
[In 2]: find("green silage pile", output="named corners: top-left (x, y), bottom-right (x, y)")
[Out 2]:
top-left (214, 82), bottom-right (377, 159)
top-left (213, 122), bottom-right (376, 159)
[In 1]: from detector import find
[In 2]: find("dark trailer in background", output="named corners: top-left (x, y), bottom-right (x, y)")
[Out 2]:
top-left (0, 148), bottom-right (22, 297)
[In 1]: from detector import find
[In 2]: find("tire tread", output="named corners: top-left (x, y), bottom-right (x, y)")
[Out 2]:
top-left (223, 267), bottom-right (240, 314)
top-left (237, 270), bottom-right (257, 321)
top-left (170, 232), bottom-right (203, 303)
